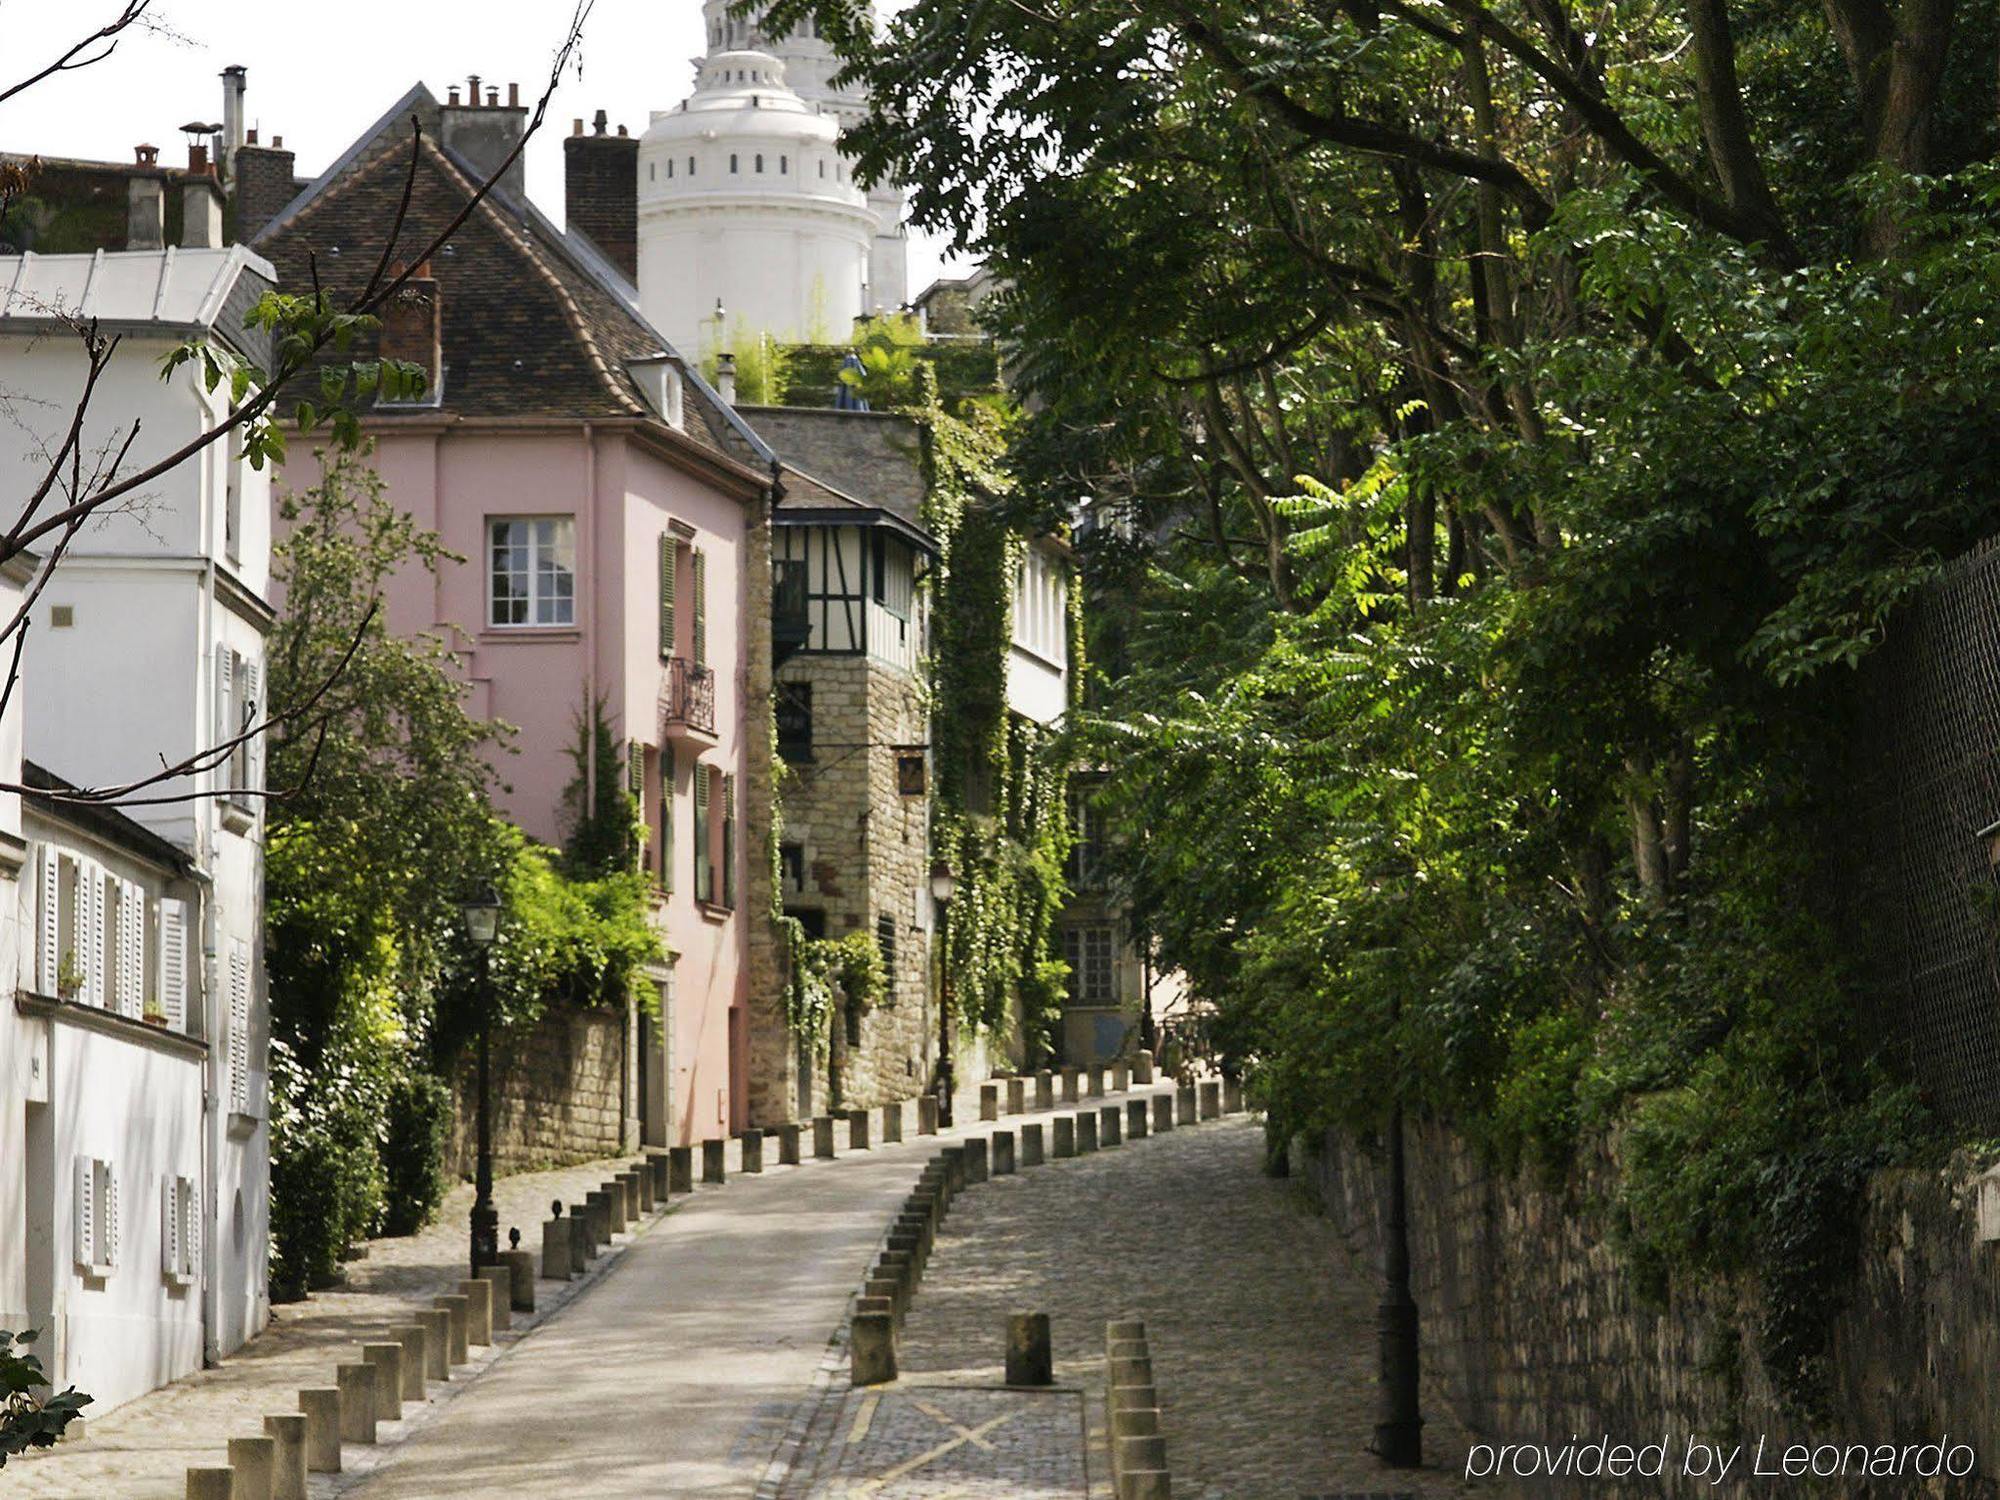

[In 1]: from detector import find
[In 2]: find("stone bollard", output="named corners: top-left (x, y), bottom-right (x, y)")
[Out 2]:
top-left (459, 1277), bottom-right (495, 1346)
top-left (889, 1228), bottom-right (924, 1275)
top-left (299, 1388), bottom-right (342, 1473)
top-left (1176, 1086), bottom-right (1196, 1126)
top-left (646, 1149), bottom-right (672, 1201)
top-left (1128, 1098), bottom-right (1149, 1139)
top-left (942, 1144), bottom-right (968, 1191)
top-left (1223, 1076), bottom-right (1244, 1114)
top-left (542, 1214), bottom-right (574, 1282)
top-left (1006, 1311), bottom-right (1054, 1386)
top-left (391, 1325), bottom-right (427, 1401)
top-left (435, 1294), bottom-right (470, 1364)
top-left (856, 1295), bottom-right (895, 1320)
top-left (1119, 1469), bottom-right (1171, 1500)
top-left (1111, 1353), bottom-right (1154, 1388)
top-left (1134, 1048), bottom-right (1155, 1085)
top-left (741, 1128), bottom-right (765, 1174)
top-left (848, 1110), bottom-right (870, 1150)
top-left (1199, 1080), bottom-right (1221, 1120)
top-left (1107, 1316), bottom-right (1147, 1345)
top-left (1088, 1066), bottom-right (1108, 1099)
top-left (630, 1163), bottom-right (657, 1212)
top-left (702, 1137), bottom-right (727, 1184)
top-left (1035, 1070), bottom-right (1055, 1110)
top-left (597, 1181), bottom-right (626, 1233)
top-left (878, 1250), bottom-right (914, 1309)
top-left (1053, 1116), bottom-right (1077, 1158)
top-left (336, 1363), bottom-right (378, 1443)
top-left (582, 1192), bottom-right (611, 1253)
top-left (1112, 1404), bottom-right (1160, 1442)
top-left (1113, 1062), bottom-right (1131, 1093)
top-left (1153, 1094), bottom-right (1175, 1133)
top-left (979, 1082), bottom-right (1000, 1121)
top-left (1101, 1104), bottom-right (1123, 1146)
top-left (1006, 1077), bottom-right (1026, 1114)
top-left (504, 1248), bottom-right (537, 1312)
top-left (418, 1308), bottom-right (451, 1379)
top-left (1077, 1112), bottom-right (1099, 1153)
top-left (851, 1311), bottom-right (898, 1386)
top-left (609, 1177), bottom-right (636, 1229)
top-left (1061, 1067), bottom-right (1080, 1104)
top-left (1021, 1121), bottom-right (1046, 1166)
top-left (813, 1116), bottom-right (838, 1159)
top-left (186, 1468), bottom-right (236, 1500)
top-left (778, 1122), bottom-right (803, 1165)
top-left (360, 1342), bottom-right (403, 1420)
top-left (964, 1136), bottom-right (990, 1184)
top-left (918, 1094), bottom-right (939, 1135)
top-left (992, 1130), bottom-right (1016, 1175)
top-left (227, 1435), bottom-right (275, 1500)
top-left (478, 1265), bottom-right (514, 1331)
top-left (263, 1413), bottom-right (308, 1500)
top-left (669, 1145), bottom-right (694, 1194)
top-left (1119, 1434), bottom-right (1169, 1474)
top-left (883, 1100), bottom-right (904, 1143)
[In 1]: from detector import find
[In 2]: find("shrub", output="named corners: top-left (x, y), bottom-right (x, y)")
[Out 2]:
top-left (378, 1070), bottom-right (452, 1237)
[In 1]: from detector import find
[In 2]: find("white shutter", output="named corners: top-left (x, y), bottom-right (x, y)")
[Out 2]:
top-left (214, 643), bottom-right (234, 751)
top-left (72, 1156), bottom-right (95, 1268)
top-left (120, 881), bottom-right (142, 1017)
top-left (244, 659), bottom-right (262, 796)
top-left (185, 1177), bottom-right (200, 1278)
top-left (228, 940), bottom-right (250, 1115)
top-left (160, 898), bottom-right (188, 1033)
top-left (160, 1176), bottom-right (180, 1276)
top-left (37, 845), bottom-right (58, 995)
top-left (101, 1162), bottom-right (118, 1269)
top-left (84, 864), bottom-right (105, 1009)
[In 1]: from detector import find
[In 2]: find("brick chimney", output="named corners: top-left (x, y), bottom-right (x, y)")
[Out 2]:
top-left (438, 74), bottom-right (528, 206)
top-left (564, 109), bottom-right (638, 282)
top-left (182, 145), bottom-right (225, 248)
top-left (378, 262), bottom-right (442, 402)
top-left (127, 147), bottom-right (165, 250)
top-left (233, 134), bottom-right (299, 242)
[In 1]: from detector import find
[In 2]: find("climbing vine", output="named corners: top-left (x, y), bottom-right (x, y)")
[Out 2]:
top-left (917, 368), bottom-right (1079, 1061)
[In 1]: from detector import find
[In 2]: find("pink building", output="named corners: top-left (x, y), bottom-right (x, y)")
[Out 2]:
top-left (257, 83), bottom-right (782, 1145)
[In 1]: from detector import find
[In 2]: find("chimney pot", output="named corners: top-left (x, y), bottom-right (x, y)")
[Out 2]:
top-left (573, 117), bottom-right (584, 136)
top-left (188, 142), bottom-right (209, 174)
top-left (616, 125), bottom-right (628, 137)
top-left (449, 87), bottom-right (461, 106)
top-left (247, 126), bottom-right (259, 145)
top-left (135, 144), bottom-right (159, 165)
top-left (593, 108), bottom-right (609, 136)
top-left (508, 82), bottom-right (520, 108)
top-left (272, 134), bottom-right (283, 148)
top-left (716, 352), bottom-right (738, 407)
top-left (487, 89), bottom-right (499, 107)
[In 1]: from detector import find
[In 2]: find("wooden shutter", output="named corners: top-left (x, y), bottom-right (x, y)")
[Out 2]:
top-left (659, 534), bottom-right (677, 657)
top-left (228, 940), bottom-right (250, 1115)
top-left (660, 751), bottom-right (675, 895)
top-left (627, 741), bottom-right (645, 796)
top-left (691, 549), bottom-right (707, 666)
top-left (101, 1162), bottom-right (118, 1268)
top-left (84, 864), bottom-right (105, 1009)
top-left (73, 1155), bottom-right (95, 1268)
top-left (160, 898), bottom-right (188, 1033)
top-left (214, 644), bottom-right (234, 754)
top-left (245, 659), bottom-right (262, 794)
top-left (123, 881), bottom-right (144, 1017)
top-left (185, 1177), bottom-right (200, 1278)
top-left (693, 764), bottom-right (711, 902)
top-left (161, 1176), bottom-right (181, 1277)
top-left (721, 773), bottom-right (736, 909)
top-left (37, 844), bottom-right (58, 995)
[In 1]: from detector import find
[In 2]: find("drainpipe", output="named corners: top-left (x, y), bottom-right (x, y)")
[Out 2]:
top-left (582, 423), bottom-right (598, 826)
top-left (194, 362), bottom-right (226, 1367)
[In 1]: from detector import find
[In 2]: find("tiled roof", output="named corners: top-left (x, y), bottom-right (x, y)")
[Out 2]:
top-left (252, 85), bottom-right (766, 474)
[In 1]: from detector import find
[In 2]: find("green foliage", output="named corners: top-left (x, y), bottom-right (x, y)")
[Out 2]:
top-left (783, 338), bottom-right (1001, 409)
top-left (377, 1070), bottom-right (453, 1238)
top-left (0, 1329), bottom-right (89, 1465)
top-left (559, 694), bottom-right (643, 878)
top-left (791, 928), bottom-right (889, 1046)
top-left (700, 325), bottom-right (790, 406)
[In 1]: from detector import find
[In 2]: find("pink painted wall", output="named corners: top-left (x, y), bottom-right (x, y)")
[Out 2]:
top-left (353, 424), bottom-right (753, 1145)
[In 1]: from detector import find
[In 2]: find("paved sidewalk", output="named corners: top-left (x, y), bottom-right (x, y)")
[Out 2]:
top-left (8, 1154), bottom-right (652, 1499)
top-left (888, 1115), bottom-right (1480, 1500)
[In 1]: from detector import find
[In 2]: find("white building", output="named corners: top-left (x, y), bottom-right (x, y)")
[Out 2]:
top-left (0, 243), bottom-right (276, 1406)
top-left (637, 2), bottom-right (910, 357)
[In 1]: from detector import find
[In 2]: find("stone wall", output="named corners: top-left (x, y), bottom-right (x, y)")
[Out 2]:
top-left (1305, 1123), bottom-right (2000, 1497)
top-left (449, 1003), bottom-right (633, 1177)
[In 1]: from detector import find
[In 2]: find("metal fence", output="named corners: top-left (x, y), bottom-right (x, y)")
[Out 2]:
top-left (1854, 536), bottom-right (2000, 1125)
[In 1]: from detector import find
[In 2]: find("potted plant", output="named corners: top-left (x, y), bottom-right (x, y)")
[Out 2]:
top-left (55, 951), bottom-right (82, 1003)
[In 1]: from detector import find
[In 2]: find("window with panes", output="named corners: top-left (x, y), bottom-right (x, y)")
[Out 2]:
top-left (488, 517), bottom-right (576, 626)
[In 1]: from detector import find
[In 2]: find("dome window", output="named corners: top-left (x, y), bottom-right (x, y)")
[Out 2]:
top-left (781, 155), bottom-right (789, 175)
top-left (819, 160), bottom-right (826, 179)
top-left (688, 156), bottom-right (697, 176)
top-left (755, 153), bottom-right (764, 172)
top-left (730, 153), bottom-right (739, 173)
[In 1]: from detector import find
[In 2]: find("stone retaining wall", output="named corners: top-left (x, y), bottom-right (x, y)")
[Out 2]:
top-left (1304, 1124), bottom-right (2000, 1497)
top-left (449, 1003), bottom-right (633, 1177)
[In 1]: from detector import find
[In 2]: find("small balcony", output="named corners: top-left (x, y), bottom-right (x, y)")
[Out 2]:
top-left (661, 657), bottom-right (718, 743)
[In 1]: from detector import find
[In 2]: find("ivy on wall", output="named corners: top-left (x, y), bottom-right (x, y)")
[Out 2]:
top-left (919, 368), bottom-right (1081, 1061)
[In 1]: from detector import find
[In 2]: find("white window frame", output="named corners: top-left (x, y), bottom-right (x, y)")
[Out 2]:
top-left (487, 516), bottom-right (578, 628)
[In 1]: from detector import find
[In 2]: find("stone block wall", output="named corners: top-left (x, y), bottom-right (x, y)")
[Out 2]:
top-left (449, 1003), bottom-right (632, 1177)
top-left (1307, 1123), bottom-right (2000, 1497)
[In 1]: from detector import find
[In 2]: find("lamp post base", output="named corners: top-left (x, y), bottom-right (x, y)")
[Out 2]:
top-left (470, 1202), bottom-right (499, 1276)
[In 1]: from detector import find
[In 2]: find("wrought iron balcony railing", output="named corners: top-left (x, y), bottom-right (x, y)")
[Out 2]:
top-left (662, 656), bottom-right (717, 739)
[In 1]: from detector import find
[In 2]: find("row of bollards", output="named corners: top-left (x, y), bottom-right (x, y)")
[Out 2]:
top-left (1107, 1318), bottom-right (1172, 1499)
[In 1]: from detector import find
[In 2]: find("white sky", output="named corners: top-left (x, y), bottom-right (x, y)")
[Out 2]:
top-left (0, 0), bottom-right (963, 294)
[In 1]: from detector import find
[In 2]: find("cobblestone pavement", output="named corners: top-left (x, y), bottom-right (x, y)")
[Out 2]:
top-left (890, 1114), bottom-right (1481, 1500)
top-left (8, 1154), bottom-right (655, 1499)
top-left (782, 1386), bottom-right (1092, 1498)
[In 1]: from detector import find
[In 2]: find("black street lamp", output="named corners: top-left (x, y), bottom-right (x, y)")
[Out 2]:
top-left (461, 882), bottom-right (503, 1276)
top-left (930, 859), bottom-right (957, 1128)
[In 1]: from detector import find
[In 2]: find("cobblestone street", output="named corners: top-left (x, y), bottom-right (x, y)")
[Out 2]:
top-left (890, 1114), bottom-right (1480, 1500)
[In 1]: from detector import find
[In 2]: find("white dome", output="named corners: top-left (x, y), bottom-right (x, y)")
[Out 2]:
top-left (641, 50), bottom-right (840, 151)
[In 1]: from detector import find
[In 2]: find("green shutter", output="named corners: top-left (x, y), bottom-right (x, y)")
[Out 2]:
top-left (693, 763), bottom-right (711, 902)
top-left (692, 549), bottom-right (708, 666)
top-left (627, 740), bottom-right (644, 795)
top-left (659, 534), bottom-right (677, 658)
top-left (721, 773), bottom-right (736, 909)
top-left (660, 748), bottom-right (675, 894)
